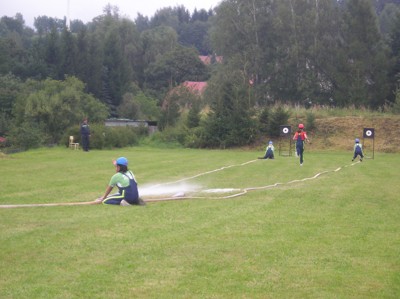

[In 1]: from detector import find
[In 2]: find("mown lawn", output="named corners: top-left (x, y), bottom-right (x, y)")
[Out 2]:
top-left (0, 147), bottom-right (399, 298)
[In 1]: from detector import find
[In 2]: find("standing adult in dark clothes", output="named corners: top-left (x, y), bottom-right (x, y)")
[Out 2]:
top-left (80, 118), bottom-right (90, 151)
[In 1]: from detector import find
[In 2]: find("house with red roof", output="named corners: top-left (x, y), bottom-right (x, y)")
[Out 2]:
top-left (163, 81), bottom-right (208, 110)
top-left (162, 54), bottom-right (221, 110)
top-left (198, 55), bottom-right (223, 65)
top-left (181, 81), bottom-right (208, 95)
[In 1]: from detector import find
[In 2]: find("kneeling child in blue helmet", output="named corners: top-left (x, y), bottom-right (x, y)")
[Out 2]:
top-left (259, 141), bottom-right (275, 159)
top-left (96, 157), bottom-right (145, 206)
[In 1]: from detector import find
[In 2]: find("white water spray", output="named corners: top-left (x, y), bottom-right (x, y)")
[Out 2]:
top-left (139, 182), bottom-right (201, 197)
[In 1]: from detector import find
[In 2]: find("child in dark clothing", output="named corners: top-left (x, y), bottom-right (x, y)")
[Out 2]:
top-left (95, 157), bottom-right (145, 206)
top-left (352, 138), bottom-right (364, 162)
top-left (259, 141), bottom-right (275, 159)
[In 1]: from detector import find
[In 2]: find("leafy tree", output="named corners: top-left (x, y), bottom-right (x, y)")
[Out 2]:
top-left (145, 46), bottom-right (209, 91)
top-left (0, 74), bottom-right (22, 135)
top-left (133, 91), bottom-right (160, 120)
top-left (22, 36), bottom-right (50, 79)
top-left (44, 26), bottom-right (61, 78)
top-left (0, 38), bottom-right (13, 74)
top-left (378, 3), bottom-right (400, 38)
top-left (59, 27), bottom-right (77, 77)
top-left (336, 0), bottom-right (390, 107)
top-left (135, 13), bottom-right (150, 32)
top-left (102, 26), bottom-right (132, 115)
top-left (0, 15), bottom-right (24, 35)
top-left (158, 92), bottom-right (181, 130)
top-left (202, 81), bottom-right (256, 148)
top-left (12, 76), bottom-right (108, 145)
top-left (150, 7), bottom-right (181, 30)
top-left (393, 84), bottom-right (400, 113)
top-left (34, 16), bottom-right (64, 36)
top-left (149, 6), bottom-right (213, 55)
top-left (387, 9), bottom-right (400, 103)
top-left (116, 93), bottom-right (140, 119)
top-left (0, 112), bottom-right (11, 137)
top-left (269, 0), bottom-right (343, 104)
top-left (84, 32), bottom-right (103, 99)
top-left (211, 0), bottom-right (277, 105)
top-left (186, 101), bottom-right (201, 128)
top-left (70, 19), bottom-right (86, 33)
top-left (374, 0), bottom-right (400, 14)
top-left (305, 112), bottom-right (316, 132)
top-left (0, 74), bottom-right (22, 116)
top-left (118, 19), bottom-right (143, 84)
top-left (268, 106), bottom-right (291, 137)
top-left (0, 15), bottom-right (34, 77)
top-left (7, 121), bottom-right (44, 150)
top-left (258, 107), bottom-right (270, 133)
top-left (192, 8), bottom-right (213, 22)
top-left (86, 7), bottom-right (140, 110)
top-left (179, 20), bottom-right (211, 55)
top-left (75, 28), bottom-right (91, 82)
top-left (141, 25), bottom-right (178, 66)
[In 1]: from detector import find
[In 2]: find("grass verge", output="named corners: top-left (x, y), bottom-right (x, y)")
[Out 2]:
top-left (0, 147), bottom-right (399, 298)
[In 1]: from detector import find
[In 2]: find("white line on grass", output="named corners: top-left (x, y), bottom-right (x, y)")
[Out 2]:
top-left (143, 161), bottom-right (360, 202)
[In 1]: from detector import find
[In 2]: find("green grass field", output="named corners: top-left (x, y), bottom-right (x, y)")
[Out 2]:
top-left (1, 147), bottom-right (399, 298)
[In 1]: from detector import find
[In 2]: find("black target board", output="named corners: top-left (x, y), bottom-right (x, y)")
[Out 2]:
top-left (279, 125), bottom-right (292, 156)
top-left (363, 128), bottom-right (375, 139)
top-left (280, 125), bottom-right (291, 136)
top-left (362, 128), bottom-right (375, 159)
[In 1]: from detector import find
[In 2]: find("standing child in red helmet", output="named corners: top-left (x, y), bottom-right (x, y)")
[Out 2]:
top-left (293, 124), bottom-right (309, 166)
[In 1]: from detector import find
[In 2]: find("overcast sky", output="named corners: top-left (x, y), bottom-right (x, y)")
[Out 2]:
top-left (0, 0), bottom-right (221, 28)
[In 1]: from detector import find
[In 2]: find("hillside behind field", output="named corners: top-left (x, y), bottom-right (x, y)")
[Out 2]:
top-left (300, 115), bottom-right (400, 153)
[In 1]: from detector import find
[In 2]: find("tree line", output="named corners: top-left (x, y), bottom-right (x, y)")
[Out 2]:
top-left (1, 0), bottom-right (400, 149)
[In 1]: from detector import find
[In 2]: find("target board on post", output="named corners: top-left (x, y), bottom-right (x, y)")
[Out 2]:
top-left (279, 125), bottom-right (292, 156)
top-left (280, 125), bottom-right (291, 136)
top-left (363, 128), bottom-right (374, 139)
top-left (362, 128), bottom-right (375, 159)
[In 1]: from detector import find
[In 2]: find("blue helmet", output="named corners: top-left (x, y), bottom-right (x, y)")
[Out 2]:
top-left (355, 138), bottom-right (360, 143)
top-left (269, 141), bottom-right (273, 145)
top-left (113, 157), bottom-right (128, 166)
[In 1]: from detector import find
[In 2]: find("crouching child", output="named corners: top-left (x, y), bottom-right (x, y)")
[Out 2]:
top-left (259, 141), bottom-right (275, 159)
top-left (95, 157), bottom-right (145, 206)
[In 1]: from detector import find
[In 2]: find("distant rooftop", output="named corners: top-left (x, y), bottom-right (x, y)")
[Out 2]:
top-left (182, 81), bottom-right (208, 94)
top-left (199, 55), bottom-right (223, 65)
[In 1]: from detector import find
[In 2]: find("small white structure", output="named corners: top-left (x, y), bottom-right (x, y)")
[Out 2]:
top-left (105, 119), bottom-right (158, 134)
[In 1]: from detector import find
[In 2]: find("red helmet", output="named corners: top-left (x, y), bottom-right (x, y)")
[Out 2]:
top-left (298, 123), bottom-right (304, 129)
